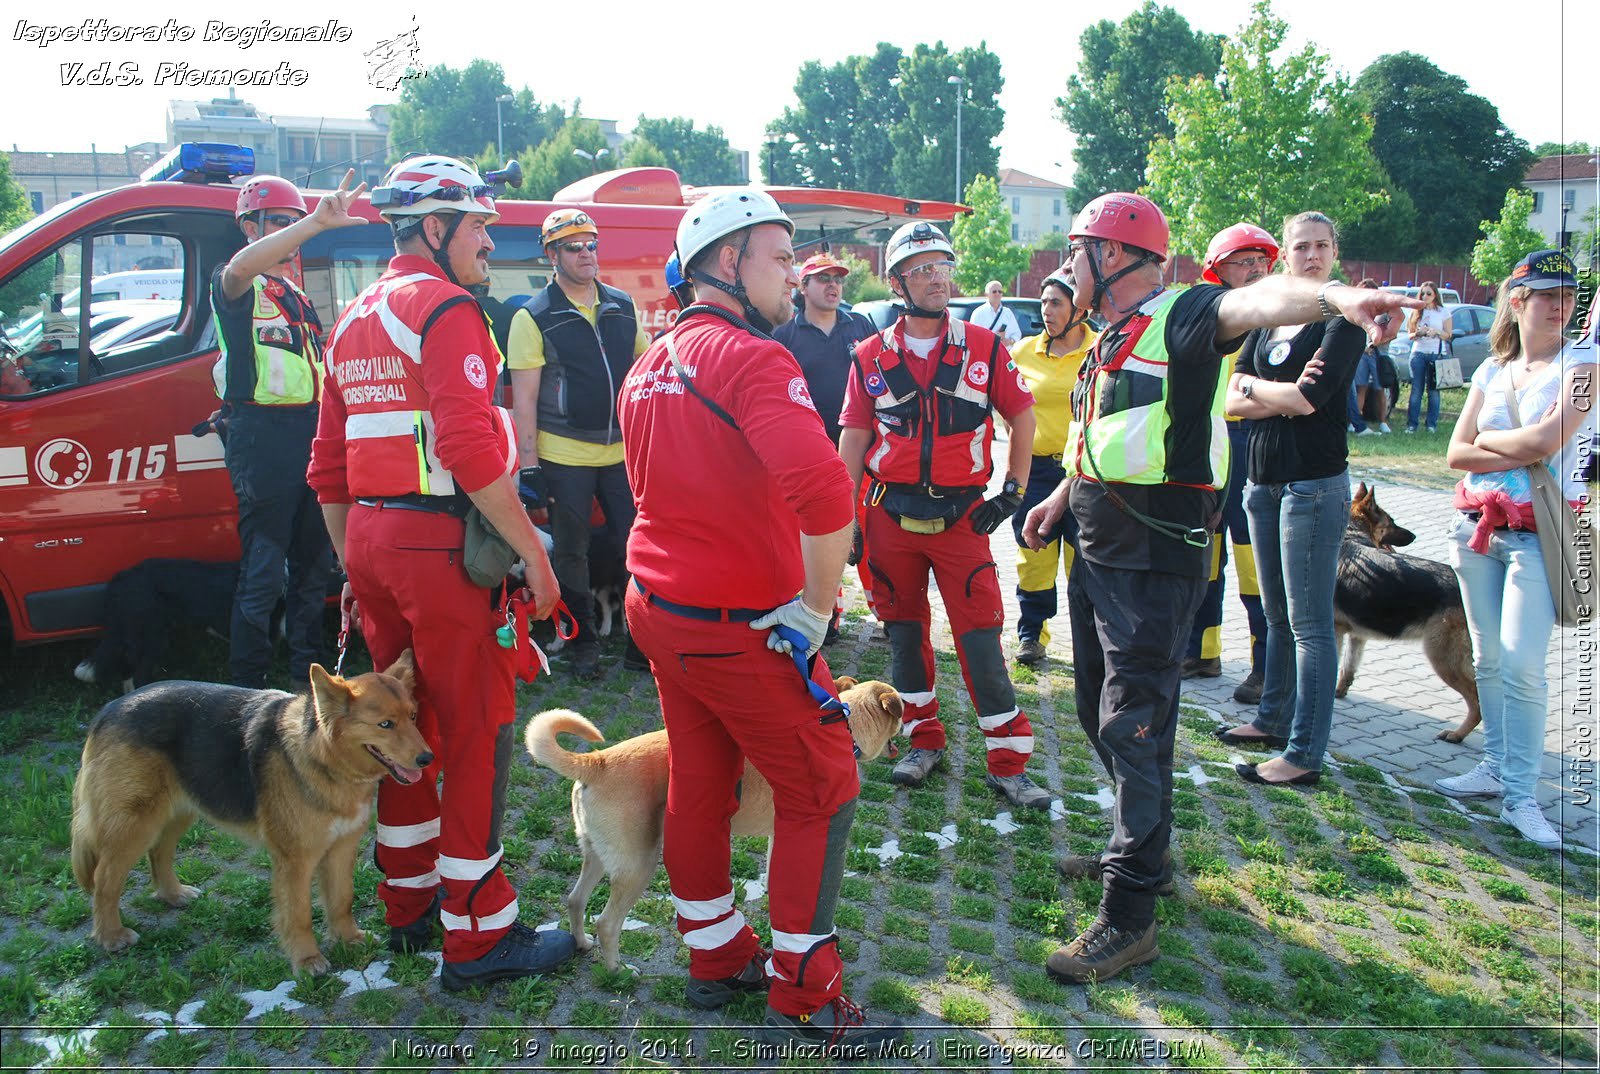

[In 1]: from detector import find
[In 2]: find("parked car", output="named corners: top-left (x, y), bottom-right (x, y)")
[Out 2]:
top-left (1386, 303), bottom-right (1496, 380)
top-left (1382, 284), bottom-right (1463, 306)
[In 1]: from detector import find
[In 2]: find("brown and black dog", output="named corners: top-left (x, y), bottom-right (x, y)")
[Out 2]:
top-left (524, 678), bottom-right (903, 970)
top-left (1335, 483), bottom-right (1480, 742)
top-left (70, 651), bottom-right (431, 974)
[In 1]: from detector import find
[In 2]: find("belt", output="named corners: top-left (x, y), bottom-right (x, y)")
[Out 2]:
top-left (631, 578), bottom-right (767, 623)
top-left (355, 494), bottom-right (470, 519)
top-left (879, 481), bottom-right (984, 501)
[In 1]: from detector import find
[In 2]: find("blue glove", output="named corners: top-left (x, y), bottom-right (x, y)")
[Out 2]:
top-left (518, 466), bottom-right (549, 509)
top-left (750, 598), bottom-right (831, 658)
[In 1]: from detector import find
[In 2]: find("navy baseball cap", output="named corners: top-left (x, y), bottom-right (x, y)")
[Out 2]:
top-left (1510, 249), bottom-right (1577, 290)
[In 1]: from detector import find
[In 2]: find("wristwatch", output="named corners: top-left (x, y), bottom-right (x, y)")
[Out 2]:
top-left (1002, 477), bottom-right (1025, 499)
top-left (1316, 281), bottom-right (1339, 320)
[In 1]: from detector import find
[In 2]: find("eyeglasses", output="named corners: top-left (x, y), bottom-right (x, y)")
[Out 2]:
top-left (1222, 255), bottom-right (1270, 269)
top-left (901, 260), bottom-right (955, 281)
top-left (558, 240), bottom-right (599, 253)
top-left (1068, 241), bottom-right (1096, 259)
top-left (262, 213), bottom-right (303, 229)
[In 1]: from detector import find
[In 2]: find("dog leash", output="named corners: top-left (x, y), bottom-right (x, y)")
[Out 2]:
top-left (498, 589), bottom-right (578, 683)
top-left (335, 593), bottom-right (357, 677)
top-left (771, 625), bottom-right (864, 759)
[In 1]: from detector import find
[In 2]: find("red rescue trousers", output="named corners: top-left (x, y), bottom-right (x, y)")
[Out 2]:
top-left (862, 501), bottom-right (1033, 776)
top-left (344, 503), bottom-right (520, 962)
top-left (625, 586), bottom-right (860, 1016)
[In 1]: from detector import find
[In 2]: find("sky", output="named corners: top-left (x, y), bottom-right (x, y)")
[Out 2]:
top-left (2, 0), bottom-right (1595, 190)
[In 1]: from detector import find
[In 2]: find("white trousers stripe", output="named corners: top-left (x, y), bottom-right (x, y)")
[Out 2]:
top-left (683, 911), bottom-right (747, 951)
top-left (376, 818), bottom-right (440, 848)
top-left (985, 735), bottom-right (1035, 753)
top-left (672, 891), bottom-right (735, 921)
top-left (978, 708), bottom-right (1021, 731)
top-left (771, 929), bottom-right (834, 954)
top-left (438, 845), bottom-right (503, 881)
top-left (386, 869), bottom-right (440, 890)
top-left (441, 897), bottom-right (519, 934)
top-left (898, 689), bottom-right (937, 706)
top-left (902, 715), bottom-right (940, 736)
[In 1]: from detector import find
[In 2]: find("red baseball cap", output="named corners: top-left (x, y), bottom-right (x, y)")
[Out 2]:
top-left (799, 253), bottom-right (850, 281)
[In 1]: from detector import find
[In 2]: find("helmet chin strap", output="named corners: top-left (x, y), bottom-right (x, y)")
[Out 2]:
top-left (1047, 307), bottom-right (1087, 346)
top-left (890, 272), bottom-right (945, 320)
top-left (421, 212), bottom-right (466, 286)
top-left (687, 230), bottom-right (776, 334)
top-left (1084, 241), bottom-right (1160, 317)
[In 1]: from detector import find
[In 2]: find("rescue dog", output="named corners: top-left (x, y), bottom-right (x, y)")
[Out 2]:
top-left (70, 651), bottom-right (431, 974)
top-left (1335, 484), bottom-right (1480, 742)
top-left (525, 678), bottom-right (903, 970)
top-left (73, 559), bottom-right (251, 692)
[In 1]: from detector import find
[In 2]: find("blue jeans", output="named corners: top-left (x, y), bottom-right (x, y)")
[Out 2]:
top-left (1407, 352), bottom-right (1441, 431)
top-left (1447, 516), bottom-right (1556, 806)
top-left (1245, 473), bottom-right (1351, 770)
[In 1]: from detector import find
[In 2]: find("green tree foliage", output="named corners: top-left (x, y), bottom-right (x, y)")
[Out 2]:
top-left (1532, 141), bottom-right (1593, 157)
top-left (1143, 0), bottom-right (1385, 263)
top-left (834, 251), bottom-right (890, 304)
top-left (387, 60), bottom-right (564, 164)
top-left (1341, 181), bottom-right (1419, 260)
top-left (950, 175), bottom-right (1032, 295)
top-left (767, 41), bottom-right (1002, 201)
top-left (1056, 2), bottom-right (1222, 205)
top-left (627, 117), bottom-right (741, 186)
top-left (1471, 188), bottom-right (1550, 288)
top-left (1352, 53), bottom-right (1533, 260)
top-left (0, 153), bottom-right (33, 235)
top-left (482, 117), bottom-right (612, 202)
top-left (621, 138), bottom-right (670, 169)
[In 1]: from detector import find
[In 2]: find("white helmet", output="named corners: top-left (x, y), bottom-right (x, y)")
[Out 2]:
top-left (676, 189), bottom-right (793, 268)
top-left (371, 155), bottom-right (499, 223)
top-left (884, 221), bottom-right (954, 275)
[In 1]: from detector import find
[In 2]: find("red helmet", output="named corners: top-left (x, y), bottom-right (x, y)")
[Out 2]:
top-left (1068, 192), bottom-right (1169, 263)
top-left (1201, 223), bottom-right (1279, 284)
top-left (235, 176), bottom-right (307, 220)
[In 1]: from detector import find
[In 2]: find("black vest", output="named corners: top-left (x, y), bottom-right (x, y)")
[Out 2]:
top-left (526, 281), bottom-right (638, 444)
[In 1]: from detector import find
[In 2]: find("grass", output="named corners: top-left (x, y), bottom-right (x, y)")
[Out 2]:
top-left (0, 575), bottom-right (1592, 1072)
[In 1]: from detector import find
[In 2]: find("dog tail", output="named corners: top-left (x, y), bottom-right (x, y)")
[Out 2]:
top-left (69, 768), bottom-right (97, 892)
top-left (525, 709), bottom-right (608, 782)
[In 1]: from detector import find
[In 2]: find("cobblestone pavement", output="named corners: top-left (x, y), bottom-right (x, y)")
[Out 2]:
top-left (970, 454), bottom-right (1598, 852)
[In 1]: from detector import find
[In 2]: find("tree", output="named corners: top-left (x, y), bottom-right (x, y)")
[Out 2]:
top-left (483, 117), bottom-right (612, 201)
top-left (767, 44), bottom-right (906, 191)
top-left (627, 117), bottom-right (741, 186)
top-left (834, 251), bottom-right (890, 304)
top-left (950, 175), bottom-right (1032, 295)
top-left (1340, 181), bottom-right (1419, 260)
top-left (1471, 188), bottom-right (1549, 288)
top-left (0, 153), bottom-right (32, 235)
top-left (1056, 2), bottom-right (1222, 204)
top-left (889, 42), bottom-right (1004, 204)
top-left (1143, 0), bottom-right (1386, 263)
top-left (1533, 141), bottom-right (1593, 157)
top-left (386, 60), bottom-right (564, 163)
top-left (1353, 53), bottom-right (1533, 260)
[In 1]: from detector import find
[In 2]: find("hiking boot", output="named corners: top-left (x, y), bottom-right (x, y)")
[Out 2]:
top-left (1046, 919), bottom-right (1159, 984)
top-left (1232, 671), bottom-right (1263, 705)
top-left (890, 747), bottom-right (944, 787)
top-left (388, 888), bottom-right (442, 954)
top-left (1016, 638), bottom-right (1048, 665)
top-left (823, 622), bottom-right (841, 648)
top-left (622, 637), bottom-right (650, 672)
top-left (759, 994), bottom-right (905, 1059)
top-left (439, 923), bottom-right (577, 992)
top-left (1434, 760), bottom-right (1503, 800)
top-left (686, 950), bottom-right (769, 1010)
top-left (1056, 850), bottom-right (1175, 897)
top-left (571, 641), bottom-right (601, 681)
top-left (1500, 799), bottom-right (1561, 849)
top-left (986, 772), bottom-right (1056, 811)
top-left (1181, 656), bottom-right (1221, 679)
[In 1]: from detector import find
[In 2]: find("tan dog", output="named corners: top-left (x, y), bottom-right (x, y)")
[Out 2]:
top-left (70, 651), bottom-right (431, 974)
top-left (525, 677), bottom-right (902, 970)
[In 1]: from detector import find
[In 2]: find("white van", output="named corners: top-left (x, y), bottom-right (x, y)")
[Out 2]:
top-left (87, 270), bottom-right (185, 303)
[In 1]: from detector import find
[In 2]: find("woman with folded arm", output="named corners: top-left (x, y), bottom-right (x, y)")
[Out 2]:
top-left (1404, 281), bottom-right (1453, 434)
top-left (1431, 250), bottom-right (1591, 850)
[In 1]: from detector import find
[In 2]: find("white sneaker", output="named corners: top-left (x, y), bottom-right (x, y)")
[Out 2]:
top-left (1356, 427), bottom-right (1379, 437)
top-left (1379, 423), bottom-right (1392, 433)
top-left (1499, 799), bottom-right (1562, 850)
top-left (1434, 761), bottom-right (1503, 800)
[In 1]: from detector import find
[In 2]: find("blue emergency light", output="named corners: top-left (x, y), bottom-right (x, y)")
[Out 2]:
top-left (140, 143), bottom-right (256, 184)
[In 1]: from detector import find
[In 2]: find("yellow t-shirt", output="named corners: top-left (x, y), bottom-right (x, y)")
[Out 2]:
top-left (1013, 328), bottom-right (1098, 457)
top-left (507, 292), bottom-right (650, 467)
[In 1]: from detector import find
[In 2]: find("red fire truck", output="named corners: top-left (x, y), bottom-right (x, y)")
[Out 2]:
top-left (0, 143), bottom-right (962, 645)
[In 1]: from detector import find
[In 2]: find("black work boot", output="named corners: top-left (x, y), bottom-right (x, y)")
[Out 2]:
top-left (759, 994), bottom-right (905, 1059)
top-left (1055, 848), bottom-right (1175, 896)
top-left (440, 923), bottom-right (577, 992)
top-left (388, 888), bottom-right (443, 953)
top-left (570, 640), bottom-right (601, 681)
top-left (686, 950), bottom-right (769, 1010)
top-left (622, 635), bottom-right (650, 672)
top-left (1046, 918), bottom-right (1159, 984)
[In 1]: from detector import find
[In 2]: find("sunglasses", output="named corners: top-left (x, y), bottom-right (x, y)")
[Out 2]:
top-left (370, 184), bottom-right (494, 209)
top-left (902, 259), bottom-right (955, 281)
top-left (558, 240), bottom-right (599, 253)
top-left (262, 213), bottom-right (303, 229)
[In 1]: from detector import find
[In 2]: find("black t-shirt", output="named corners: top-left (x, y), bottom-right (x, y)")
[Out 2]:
top-left (1071, 284), bottom-right (1244, 579)
top-left (772, 308), bottom-right (876, 446)
top-left (1235, 316), bottom-right (1365, 484)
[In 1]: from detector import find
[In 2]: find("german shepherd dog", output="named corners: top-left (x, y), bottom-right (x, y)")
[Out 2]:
top-left (70, 651), bottom-right (432, 974)
top-left (1335, 484), bottom-right (1480, 742)
top-left (524, 678), bottom-right (904, 970)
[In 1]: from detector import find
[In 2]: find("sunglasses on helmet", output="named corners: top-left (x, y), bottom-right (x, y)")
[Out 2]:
top-left (370, 184), bottom-right (494, 209)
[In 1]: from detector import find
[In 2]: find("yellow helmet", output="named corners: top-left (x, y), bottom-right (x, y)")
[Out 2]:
top-left (542, 208), bottom-right (598, 247)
